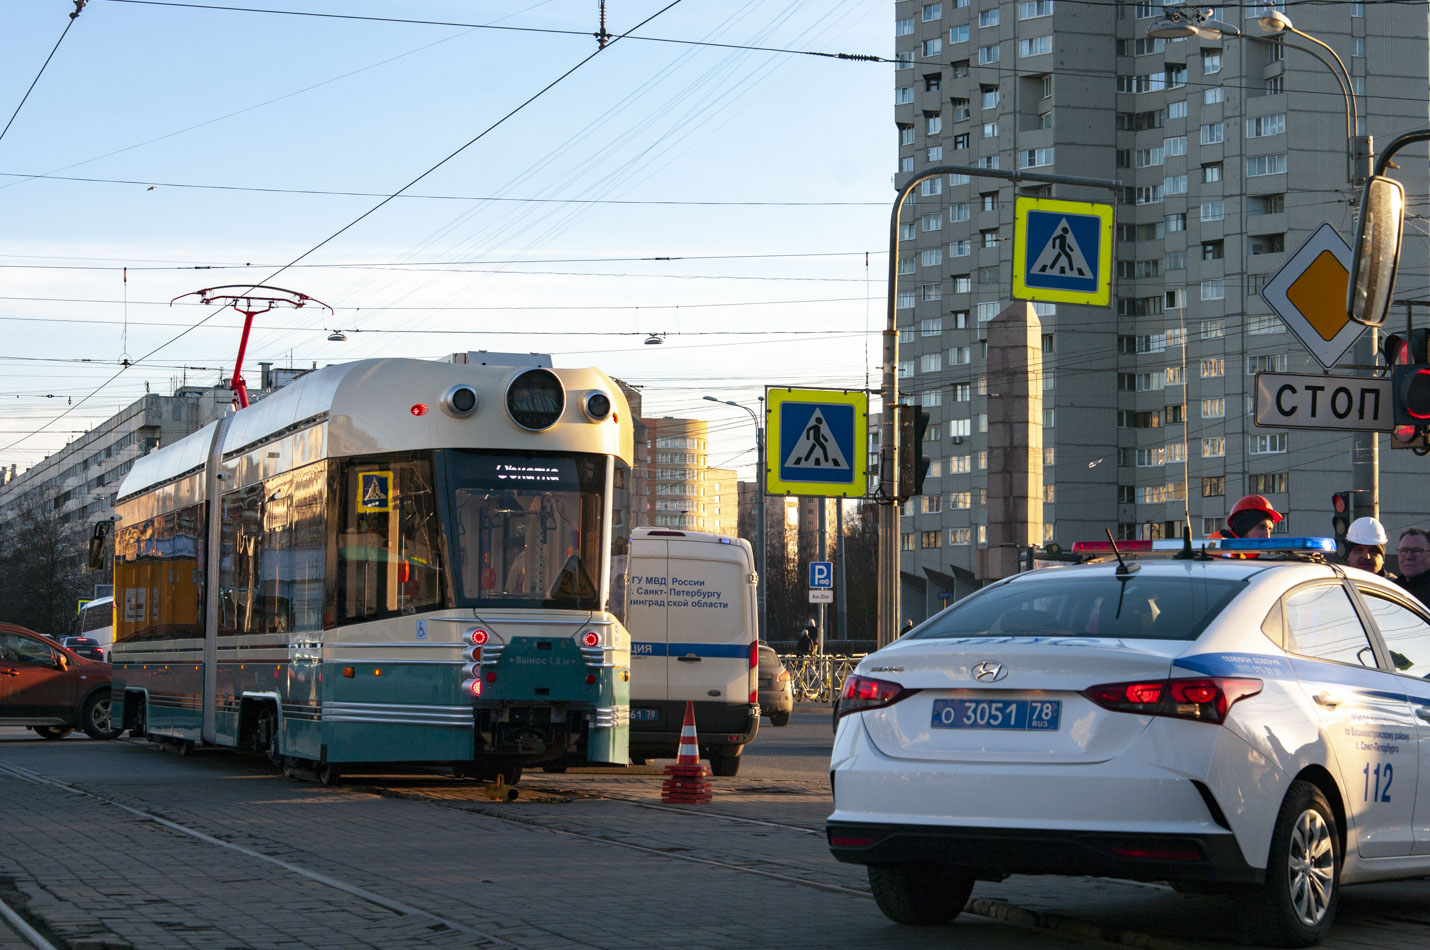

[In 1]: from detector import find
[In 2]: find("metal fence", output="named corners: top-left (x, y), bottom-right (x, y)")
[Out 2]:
top-left (779, 654), bottom-right (866, 703)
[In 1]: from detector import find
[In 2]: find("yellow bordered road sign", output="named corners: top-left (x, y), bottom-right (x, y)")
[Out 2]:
top-left (765, 388), bottom-right (868, 497)
top-left (357, 470), bottom-right (393, 512)
top-left (1260, 222), bottom-right (1365, 370)
top-left (1012, 196), bottom-right (1114, 306)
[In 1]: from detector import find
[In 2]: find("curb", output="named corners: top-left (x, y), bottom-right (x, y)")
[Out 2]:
top-left (967, 897), bottom-right (1196, 950)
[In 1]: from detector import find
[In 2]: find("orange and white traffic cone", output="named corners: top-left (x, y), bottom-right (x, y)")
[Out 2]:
top-left (661, 700), bottom-right (712, 803)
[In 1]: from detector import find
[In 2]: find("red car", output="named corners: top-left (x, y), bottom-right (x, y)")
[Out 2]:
top-left (0, 623), bottom-right (121, 740)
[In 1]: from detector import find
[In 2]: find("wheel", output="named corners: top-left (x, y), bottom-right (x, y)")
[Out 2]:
top-left (541, 762), bottom-right (568, 774)
top-left (1242, 780), bottom-right (1340, 947)
top-left (867, 864), bottom-right (975, 925)
top-left (31, 725), bottom-right (73, 740)
top-left (316, 762), bottom-right (342, 786)
top-left (769, 710), bottom-right (791, 727)
top-left (81, 690), bottom-right (122, 740)
top-left (709, 749), bottom-right (741, 777)
top-left (129, 694), bottom-right (147, 739)
top-left (629, 756), bottom-right (648, 766)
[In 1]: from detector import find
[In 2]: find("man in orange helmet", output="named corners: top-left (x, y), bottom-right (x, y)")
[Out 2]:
top-left (1210, 494), bottom-right (1282, 551)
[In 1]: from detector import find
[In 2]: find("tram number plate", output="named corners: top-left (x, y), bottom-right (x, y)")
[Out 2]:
top-left (930, 698), bottom-right (1061, 731)
top-left (630, 708), bottom-right (660, 722)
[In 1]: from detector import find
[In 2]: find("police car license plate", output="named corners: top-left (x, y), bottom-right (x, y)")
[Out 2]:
top-left (930, 698), bottom-right (1061, 731)
top-left (630, 708), bottom-right (660, 722)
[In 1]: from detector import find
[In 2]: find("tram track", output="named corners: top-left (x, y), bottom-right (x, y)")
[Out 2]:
top-left (0, 761), bottom-right (522, 950)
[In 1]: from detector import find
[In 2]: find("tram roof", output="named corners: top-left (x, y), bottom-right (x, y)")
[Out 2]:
top-left (118, 358), bottom-right (632, 502)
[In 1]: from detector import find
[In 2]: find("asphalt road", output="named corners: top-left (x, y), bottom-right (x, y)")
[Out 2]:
top-left (2, 711), bottom-right (1430, 949)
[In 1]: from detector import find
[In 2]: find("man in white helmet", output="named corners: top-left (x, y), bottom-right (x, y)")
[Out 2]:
top-left (1345, 517), bottom-right (1396, 580)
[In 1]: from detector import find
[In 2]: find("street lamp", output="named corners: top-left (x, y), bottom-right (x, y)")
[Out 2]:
top-left (703, 394), bottom-right (767, 640)
top-left (1255, 8), bottom-right (1369, 192)
top-left (1145, 5), bottom-right (1240, 40)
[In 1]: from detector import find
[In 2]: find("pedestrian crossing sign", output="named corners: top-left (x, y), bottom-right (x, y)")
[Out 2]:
top-left (765, 388), bottom-right (868, 498)
top-left (1012, 196), bottom-right (1114, 306)
top-left (357, 470), bottom-right (393, 512)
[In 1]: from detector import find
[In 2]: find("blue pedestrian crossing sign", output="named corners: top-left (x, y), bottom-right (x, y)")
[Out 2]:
top-left (809, 561), bottom-right (833, 589)
top-left (357, 470), bottom-right (393, 512)
top-left (1012, 196), bottom-right (1114, 307)
top-left (765, 387), bottom-right (868, 498)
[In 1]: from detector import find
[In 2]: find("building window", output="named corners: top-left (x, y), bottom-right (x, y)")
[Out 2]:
top-left (1249, 234), bottom-right (1286, 255)
top-left (1019, 0), bottom-right (1054, 18)
top-left (899, 124), bottom-right (915, 146)
top-left (1250, 473), bottom-right (1289, 494)
top-left (1249, 434), bottom-right (1288, 455)
top-left (921, 317), bottom-right (943, 337)
top-left (1201, 438), bottom-right (1225, 457)
top-left (1201, 398), bottom-right (1225, 418)
top-left (949, 528), bottom-right (971, 545)
top-left (1202, 240), bottom-right (1224, 261)
top-left (979, 8), bottom-right (1000, 26)
top-left (1265, 76), bottom-right (1283, 95)
top-left (983, 121), bottom-right (1000, 139)
top-left (1247, 354), bottom-right (1289, 374)
top-left (920, 353), bottom-right (942, 373)
top-left (896, 17), bottom-right (914, 36)
top-left (950, 202), bottom-right (970, 222)
top-left (953, 132), bottom-right (970, 149)
top-left (921, 178), bottom-right (943, 196)
top-left (1202, 476), bottom-right (1225, 497)
top-left (1202, 50), bottom-right (1222, 74)
top-left (902, 533), bottom-right (916, 551)
top-left (922, 2), bottom-right (942, 21)
top-left (926, 113), bottom-right (943, 135)
top-left (927, 145), bottom-right (942, 161)
top-left (1200, 123), bottom-right (1224, 145)
top-left (1246, 114), bottom-right (1286, 138)
top-left (950, 24), bottom-right (969, 43)
top-left (1020, 147), bottom-right (1054, 168)
top-left (1168, 99), bottom-right (1188, 117)
top-left (953, 275), bottom-right (972, 293)
top-left (923, 37), bottom-right (944, 57)
top-left (1018, 35), bottom-right (1052, 57)
top-left (1200, 201), bottom-right (1225, 222)
top-left (981, 85), bottom-right (1000, 109)
top-left (1200, 279), bottom-right (1225, 301)
top-left (978, 44), bottom-right (1000, 65)
top-left (1246, 154), bottom-right (1287, 177)
top-left (1200, 357), bottom-right (1225, 379)
top-left (1201, 320), bottom-right (1225, 340)
top-left (950, 239), bottom-right (970, 257)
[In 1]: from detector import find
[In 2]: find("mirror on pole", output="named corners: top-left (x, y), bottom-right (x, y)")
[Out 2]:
top-left (1347, 175), bottom-right (1406, 327)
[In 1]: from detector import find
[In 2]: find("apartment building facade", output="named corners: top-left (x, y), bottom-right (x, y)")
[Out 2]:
top-left (894, 0), bottom-right (1429, 618)
top-left (639, 416), bottom-right (739, 536)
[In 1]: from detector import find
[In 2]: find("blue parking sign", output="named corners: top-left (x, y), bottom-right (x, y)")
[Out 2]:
top-left (809, 561), bottom-right (833, 589)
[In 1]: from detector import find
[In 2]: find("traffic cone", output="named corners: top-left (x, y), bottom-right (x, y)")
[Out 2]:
top-left (661, 700), bottom-right (712, 803)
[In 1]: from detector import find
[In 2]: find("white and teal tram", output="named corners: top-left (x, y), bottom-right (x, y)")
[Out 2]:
top-left (111, 354), bottom-right (633, 783)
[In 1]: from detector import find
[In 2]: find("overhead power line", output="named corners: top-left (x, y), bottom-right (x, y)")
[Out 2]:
top-left (0, 2), bottom-right (87, 147)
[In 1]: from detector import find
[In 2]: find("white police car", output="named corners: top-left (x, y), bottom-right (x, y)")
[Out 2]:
top-left (828, 537), bottom-right (1430, 947)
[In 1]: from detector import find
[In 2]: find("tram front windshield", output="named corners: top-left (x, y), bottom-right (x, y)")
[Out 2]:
top-left (441, 451), bottom-right (606, 611)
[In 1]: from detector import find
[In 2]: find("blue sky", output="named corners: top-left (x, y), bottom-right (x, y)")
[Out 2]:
top-left (0, 0), bottom-right (892, 475)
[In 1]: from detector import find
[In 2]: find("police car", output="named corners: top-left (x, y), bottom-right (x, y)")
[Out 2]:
top-left (828, 537), bottom-right (1430, 947)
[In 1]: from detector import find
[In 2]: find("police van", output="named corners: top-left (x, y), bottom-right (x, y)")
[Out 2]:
top-left (625, 527), bottom-right (759, 776)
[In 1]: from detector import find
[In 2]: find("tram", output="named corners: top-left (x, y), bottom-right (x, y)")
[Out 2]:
top-left (110, 354), bottom-right (633, 783)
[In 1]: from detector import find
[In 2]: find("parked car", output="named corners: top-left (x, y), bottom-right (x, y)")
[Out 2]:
top-left (757, 644), bottom-right (793, 726)
top-left (828, 537), bottom-right (1430, 947)
top-left (59, 636), bottom-right (105, 662)
top-left (0, 623), bottom-right (120, 740)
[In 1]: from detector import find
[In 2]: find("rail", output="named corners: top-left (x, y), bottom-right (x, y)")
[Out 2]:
top-left (778, 653), bottom-right (866, 703)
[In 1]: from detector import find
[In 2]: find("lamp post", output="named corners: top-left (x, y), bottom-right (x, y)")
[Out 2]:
top-left (704, 395), bottom-right (767, 640)
top-left (1255, 8), bottom-right (1377, 521)
top-left (1147, 7), bottom-right (1378, 521)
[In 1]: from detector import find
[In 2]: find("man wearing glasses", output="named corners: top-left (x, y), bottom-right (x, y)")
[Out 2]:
top-left (1395, 528), bottom-right (1430, 605)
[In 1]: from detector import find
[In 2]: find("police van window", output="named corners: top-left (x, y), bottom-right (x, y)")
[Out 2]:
top-left (1359, 592), bottom-right (1430, 678)
top-left (1282, 585), bottom-right (1375, 667)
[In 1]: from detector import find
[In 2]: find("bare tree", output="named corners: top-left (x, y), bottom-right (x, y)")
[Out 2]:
top-left (0, 495), bottom-right (89, 636)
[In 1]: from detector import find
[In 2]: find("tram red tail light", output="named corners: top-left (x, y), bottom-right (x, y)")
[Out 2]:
top-left (463, 678), bottom-right (482, 697)
top-left (585, 673), bottom-right (597, 685)
top-left (1082, 677), bottom-right (1262, 725)
top-left (469, 629), bottom-right (488, 646)
top-left (582, 631), bottom-right (600, 647)
top-left (484, 671), bottom-right (497, 683)
top-left (410, 403), bottom-right (428, 416)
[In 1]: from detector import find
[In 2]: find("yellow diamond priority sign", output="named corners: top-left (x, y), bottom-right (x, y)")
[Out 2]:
top-left (1260, 223), bottom-right (1366, 369)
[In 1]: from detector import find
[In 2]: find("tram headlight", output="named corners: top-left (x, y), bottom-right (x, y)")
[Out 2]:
top-left (582, 391), bottom-right (612, 422)
top-left (441, 384), bottom-right (479, 418)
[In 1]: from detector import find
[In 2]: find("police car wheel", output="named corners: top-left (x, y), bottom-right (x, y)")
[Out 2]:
top-left (709, 750), bottom-right (741, 777)
top-left (769, 711), bottom-right (790, 727)
top-left (867, 863), bottom-right (973, 925)
top-left (1244, 780), bottom-right (1339, 947)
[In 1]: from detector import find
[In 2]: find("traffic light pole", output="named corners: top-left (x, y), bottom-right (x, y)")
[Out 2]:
top-left (878, 165), bottom-right (1121, 648)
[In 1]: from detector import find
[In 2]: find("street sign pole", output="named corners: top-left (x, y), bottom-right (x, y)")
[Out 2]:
top-left (880, 165), bottom-right (1121, 649)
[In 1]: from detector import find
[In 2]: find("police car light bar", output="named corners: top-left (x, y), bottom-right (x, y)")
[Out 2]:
top-left (1070, 537), bottom-right (1337, 555)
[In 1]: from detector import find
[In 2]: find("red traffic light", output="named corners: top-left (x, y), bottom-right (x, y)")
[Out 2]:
top-left (1332, 493), bottom-right (1349, 515)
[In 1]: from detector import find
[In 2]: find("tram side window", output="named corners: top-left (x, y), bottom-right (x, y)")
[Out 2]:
top-left (333, 457), bottom-right (446, 625)
top-left (220, 462), bottom-right (328, 635)
top-left (114, 501), bottom-right (205, 644)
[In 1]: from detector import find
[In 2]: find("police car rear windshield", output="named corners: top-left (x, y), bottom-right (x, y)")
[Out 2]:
top-left (911, 575), bottom-right (1243, 642)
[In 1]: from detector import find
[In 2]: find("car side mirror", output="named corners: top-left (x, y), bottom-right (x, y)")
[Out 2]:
top-left (54, 652), bottom-right (69, 671)
top-left (1347, 174), bottom-right (1406, 327)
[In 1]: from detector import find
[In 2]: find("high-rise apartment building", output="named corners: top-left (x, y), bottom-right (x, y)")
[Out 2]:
top-left (894, 1), bottom-right (1428, 618)
top-left (640, 416), bottom-right (739, 536)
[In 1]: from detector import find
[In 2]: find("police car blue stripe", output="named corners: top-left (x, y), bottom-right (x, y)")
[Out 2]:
top-left (631, 642), bottom-right (751, 658)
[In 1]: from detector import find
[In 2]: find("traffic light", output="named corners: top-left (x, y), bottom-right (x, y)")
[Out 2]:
top-left (1383, 329), bottom-right (1430, 442)
top-left (1331, 491), bottom-right (1353, 542)
top-left (896, 403), bottom-right (931, 500)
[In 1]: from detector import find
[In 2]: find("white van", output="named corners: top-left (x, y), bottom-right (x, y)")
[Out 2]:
top-left (625, 528), bottom-right (759, 776)
top-left (73, 596), bottom-right (115, 661)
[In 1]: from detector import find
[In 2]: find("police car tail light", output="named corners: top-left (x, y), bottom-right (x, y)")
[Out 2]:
top-left (1082, 677), bottom-right (1262, 725)
top-left (837, 674), bottom-right (919, 719)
